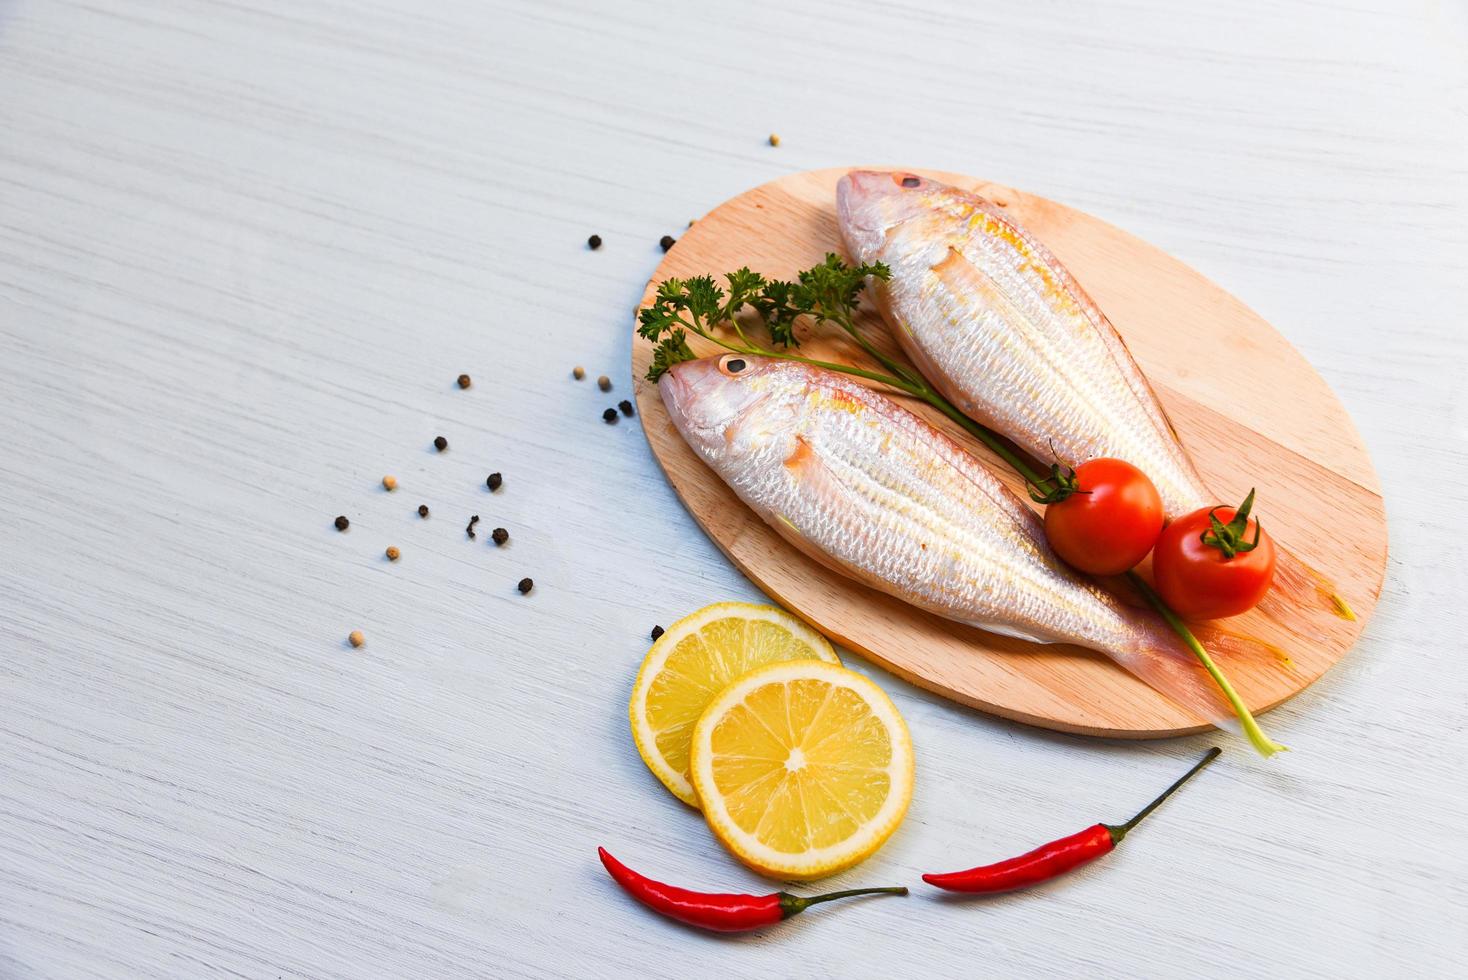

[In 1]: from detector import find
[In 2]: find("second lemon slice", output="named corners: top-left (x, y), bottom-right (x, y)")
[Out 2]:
top-left (689, 659), bottom-right (915, 880)
top-left (630, 602), bottom-right (838, 807)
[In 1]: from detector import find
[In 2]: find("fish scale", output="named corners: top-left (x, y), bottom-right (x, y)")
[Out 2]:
top-left (843, 171), bottom-right (1211, 516)
top-left (838, 169), bottom-right (1353, 629)
top-left (659, 355), bottom-right (1236, 729)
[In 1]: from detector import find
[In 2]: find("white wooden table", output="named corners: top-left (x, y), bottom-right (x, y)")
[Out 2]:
top-left (2, 1), bottom-right (1465, 976)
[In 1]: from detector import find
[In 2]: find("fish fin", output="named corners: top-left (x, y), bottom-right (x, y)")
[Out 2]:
top-left (783, 434), bottom-right (861, 505)
top-left (1084, 293), bottom-right (1199, 473)
top-left (1189, 624), bottom-right (1298, 674)
top-left (784, 434), bottom-right (816, 473)
top-left (1259, 545), bottom-right (1357, 623)
top-left (965, 620), bottom-right (1055, 645)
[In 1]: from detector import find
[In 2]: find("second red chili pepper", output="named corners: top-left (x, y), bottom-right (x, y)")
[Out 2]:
top-left (598, 847), bottom-right (906, 932)
top-left (923, 747), bottom-right (1221, 894)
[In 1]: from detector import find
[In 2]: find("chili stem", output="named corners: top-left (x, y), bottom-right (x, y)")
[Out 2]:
top-left (1130, 573), bottom-right (1286, 757)
top-left (795, 886), bottom-right (909, 908)
top-left (1108, 747), bottom-right (1221, 842)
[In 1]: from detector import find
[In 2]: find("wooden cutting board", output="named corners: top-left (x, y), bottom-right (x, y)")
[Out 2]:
top-left (630, 167), bottom-right (1387, 738)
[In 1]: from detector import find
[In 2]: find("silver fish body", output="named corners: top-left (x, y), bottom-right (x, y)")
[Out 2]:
top-left (836, 170), bottom-right (1210, 517)
top-left (659, 354), bottom-right (1233, 727)
top-left (836, 169), bottom-right (1346, 619)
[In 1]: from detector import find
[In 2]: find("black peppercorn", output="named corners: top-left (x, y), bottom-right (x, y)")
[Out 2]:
top-left (334, 515), bottom-right (350, 531)
top-left (491, 527), bottom-right (508, 546)
top-left (434, 435), bottom-right (448, 452)
top-left (587, 234), bottom-right (602, 250)
top-left (418, 504), bottom-right (429, 518)
top-left (650, 625), bottom-right (664, 641)
top-left (457, 374), bottom-right (471, 389)
top-left (603, 408), bottom-right (618, 424)
top-left (659, 235), bottom-right (676, 252)
top-left (517, 577), bottom-right (534, 594)
top-left (619, 399), bottom-right (634, 417)
top-left (486, 472), bottom-right (503, 491)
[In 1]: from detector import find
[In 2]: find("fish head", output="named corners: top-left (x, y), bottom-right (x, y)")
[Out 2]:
top-left (837, 170), bottom-right (950, 263)
top-left (659, 354), bottom-right (797, 459)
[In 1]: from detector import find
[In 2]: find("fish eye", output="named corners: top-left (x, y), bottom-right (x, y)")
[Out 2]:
top-left (899, 174), bottom-right (921, 188)
top-left (718, 355), bottom-right (748, 376)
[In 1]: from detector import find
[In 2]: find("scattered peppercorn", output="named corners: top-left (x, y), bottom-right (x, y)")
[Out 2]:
top-left (619, 399), bottom-right (634, 417)
top-left (334, 515), bottom-right (350, 531)
top-left (660, 235), bottom-right (676, 252)
top-left (574, 366), bottom-right (586, 380)
top-left (457, 374), bottom-right (472, 389)
top-left (768, 133), bottom-right (781, 147)
top-left (382, 475), bottom-right (398, 491)
top-left (418, 504), bottom-right (430, 518)
top-left (348, 630), bottom-right (364, 648)
top-left (603, 408), bottom-right (618, 424)
top-left (587, 234), bottom-right (602, 250)
top-left (518, 577), bottom-right (534, 594)
top-left (491, 527), bottom-right (508, 546)
top-left (486, 472), bottom-right (503, 491)
top-left (466, 515), bottom-right (480, 539)
top-left (386, 546), bottom-right (400, 561)
top-left (650, 625), bottom-right (664, 640)
top-left (434, 436), bottom-right (448, 452)
top-left (597, 375), bottom-right (612, 391)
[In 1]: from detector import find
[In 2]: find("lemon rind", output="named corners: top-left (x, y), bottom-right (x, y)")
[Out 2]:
top-left (688, 659), bottom-right (915, 880)
top-left (629, 602), bottom-right (838, 807)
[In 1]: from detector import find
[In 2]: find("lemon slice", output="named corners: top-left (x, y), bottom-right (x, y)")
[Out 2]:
top-left (630, 602), bottom-right (838, 807)
top-left (689, 659), bottom-right (915, 880)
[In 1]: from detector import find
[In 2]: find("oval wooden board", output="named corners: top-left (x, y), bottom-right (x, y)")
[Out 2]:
top-left (631, 167), bottom-right (1387, 738)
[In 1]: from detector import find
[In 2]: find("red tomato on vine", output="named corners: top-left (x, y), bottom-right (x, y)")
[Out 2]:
top-left (1153, 489), bottom-right (1277, 620)
top-left (1043, 458), bottom-right (1164, 576)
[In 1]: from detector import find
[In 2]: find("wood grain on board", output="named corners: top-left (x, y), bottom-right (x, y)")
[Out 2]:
top-left (631, 168), bottom-right (1388, 737)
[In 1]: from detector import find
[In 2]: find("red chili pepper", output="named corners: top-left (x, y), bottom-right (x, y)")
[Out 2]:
top-left (597, 848), bottom-right (906, 932)
top-left (923, 747), bottom-right (1221, 894)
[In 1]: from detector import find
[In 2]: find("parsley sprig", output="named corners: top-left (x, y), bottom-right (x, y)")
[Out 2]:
top-left (637, 253), bottom-right (1283, 757)
top-left (638, 255), bottom-right (905, 381)
top-left (639, 254), bottom-right (1054, 495)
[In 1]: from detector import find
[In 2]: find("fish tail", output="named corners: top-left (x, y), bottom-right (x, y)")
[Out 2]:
top-left (1112, 626), bottom-right (1245, 737)
top-left (1259, 546), bottom-right (1356, 623)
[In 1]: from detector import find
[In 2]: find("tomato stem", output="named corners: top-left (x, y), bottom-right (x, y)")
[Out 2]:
top-left (1200, 488), bottom-right (1262, 559)
top-left (1129, 573), bottom-right (1286, 757)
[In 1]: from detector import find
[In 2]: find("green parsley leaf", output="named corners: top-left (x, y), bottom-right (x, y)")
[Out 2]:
top-left (646, 328), bottom-right (696, 382)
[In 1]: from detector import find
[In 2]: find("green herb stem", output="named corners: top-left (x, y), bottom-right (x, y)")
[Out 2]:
top-left (1130, 573), bottom-right (1286, 757)
top-left (827, 313), bottom-right (925, 388)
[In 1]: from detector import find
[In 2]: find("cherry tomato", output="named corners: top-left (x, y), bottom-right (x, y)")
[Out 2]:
top-left (1153, 492), bottom-right (1277, 620)
top-left (1043, 458), bottom-right (1164, 575)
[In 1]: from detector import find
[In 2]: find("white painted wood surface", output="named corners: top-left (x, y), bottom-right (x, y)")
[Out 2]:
top-left (0, 0), bottom-right (1464, 976)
